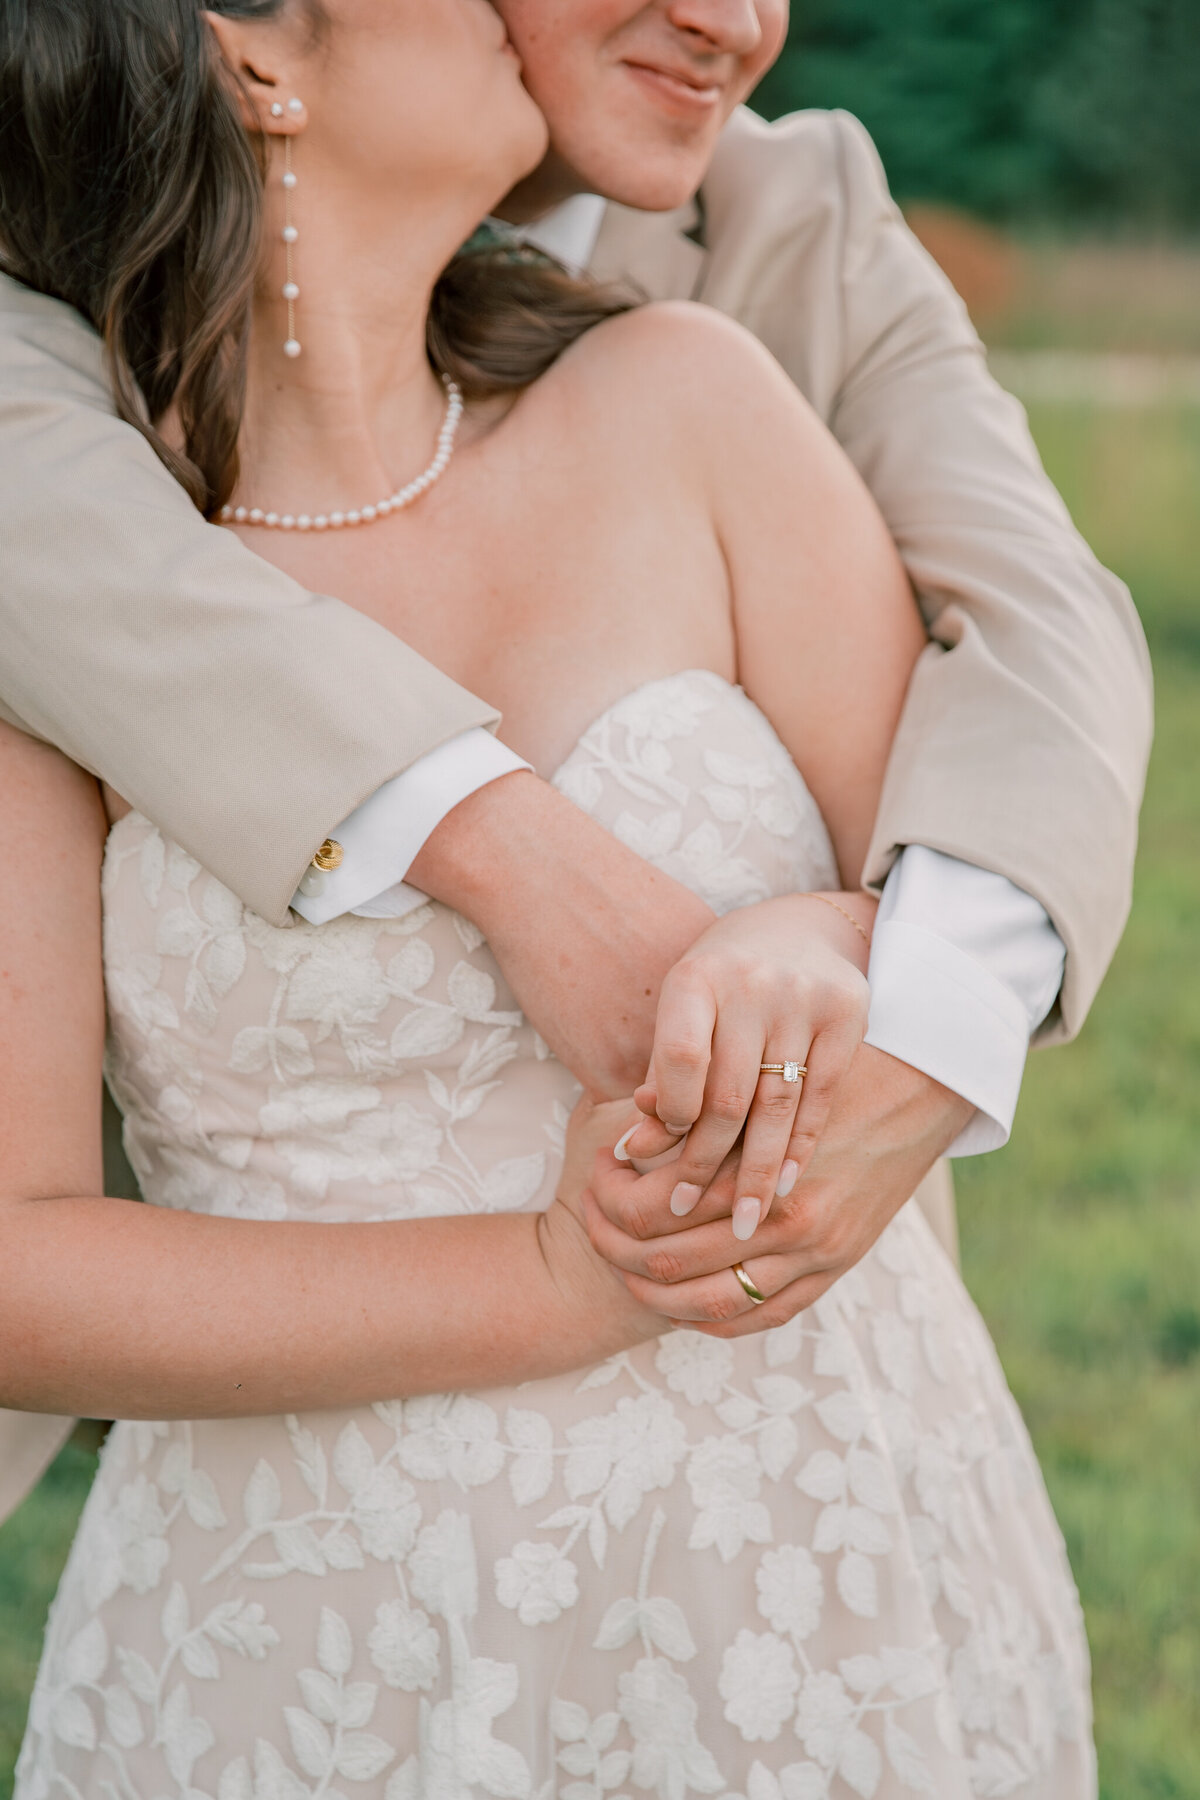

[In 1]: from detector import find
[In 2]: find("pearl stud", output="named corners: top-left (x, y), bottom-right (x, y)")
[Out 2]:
top-left (286, 97), bottom-right (304, 115)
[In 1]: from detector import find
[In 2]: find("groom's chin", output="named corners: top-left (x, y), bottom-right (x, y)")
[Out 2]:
top-left (587, 146), bottom-right (722, 214)
top-left (539, 85), bottom-right (736, 214)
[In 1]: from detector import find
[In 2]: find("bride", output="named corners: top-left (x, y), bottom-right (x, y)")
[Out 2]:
top-left (1, 0), bottom-right (1092, 1793)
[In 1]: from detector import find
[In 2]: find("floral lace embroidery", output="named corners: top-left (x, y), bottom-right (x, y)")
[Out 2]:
top-left (17, 674), bottom-right (1092, 1800)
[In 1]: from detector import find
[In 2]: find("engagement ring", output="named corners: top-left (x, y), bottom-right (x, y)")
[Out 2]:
top-left (759, 1061), bottom-right (806, 1083)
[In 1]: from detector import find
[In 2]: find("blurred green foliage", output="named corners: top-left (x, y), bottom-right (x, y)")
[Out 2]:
top-left (752, 0), bottom-right (1200, 228)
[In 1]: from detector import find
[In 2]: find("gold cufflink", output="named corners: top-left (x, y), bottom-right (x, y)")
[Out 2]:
top-left (297, 839), bottom-right (344, 899)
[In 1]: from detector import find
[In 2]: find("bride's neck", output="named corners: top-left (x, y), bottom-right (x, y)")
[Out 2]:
top-left (237, 164), bottom-right (461, 514)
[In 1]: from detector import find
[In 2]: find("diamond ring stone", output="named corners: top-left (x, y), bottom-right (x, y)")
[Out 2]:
top-left (760, 1061), bottom-right (807, 1083)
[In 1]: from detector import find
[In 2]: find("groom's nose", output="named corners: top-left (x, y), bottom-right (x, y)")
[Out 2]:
top-left (662, 0), bottom-right (772, 57)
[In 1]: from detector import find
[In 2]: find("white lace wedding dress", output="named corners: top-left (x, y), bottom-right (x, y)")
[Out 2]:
top-left (17, 671), bottom-right (1094, 1800)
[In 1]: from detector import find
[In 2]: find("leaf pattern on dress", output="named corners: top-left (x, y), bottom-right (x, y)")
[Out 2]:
top-left (18, 674), bottom-right (1094, 1800)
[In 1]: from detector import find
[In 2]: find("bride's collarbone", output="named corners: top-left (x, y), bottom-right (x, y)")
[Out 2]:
top-left (237, 395), bottom-right (735, 762)
top-left (283, 504), bottom-right (730, 694)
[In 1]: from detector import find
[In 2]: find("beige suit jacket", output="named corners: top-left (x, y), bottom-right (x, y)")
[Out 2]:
top-left (0, 107), bottom-right (1151, 1011)
top-left (590, 108), bottom-right (1152, 1046)
top-left (0, 108), bottom-right (1149, 1526)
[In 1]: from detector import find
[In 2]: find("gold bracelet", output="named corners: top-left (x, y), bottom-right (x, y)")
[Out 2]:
top-left (805, 893), bottom-right (872, 948)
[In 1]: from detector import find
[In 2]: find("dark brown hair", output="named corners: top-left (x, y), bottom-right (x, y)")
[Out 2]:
top-left (0, 0), bottom-right (633, 516)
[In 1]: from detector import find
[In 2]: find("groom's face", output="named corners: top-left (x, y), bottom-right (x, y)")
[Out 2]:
top-left (496, 0), bottom-right (788, 214)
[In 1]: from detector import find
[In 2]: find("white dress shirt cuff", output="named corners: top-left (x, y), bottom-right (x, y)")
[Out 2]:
top-left (863, 846), bottom-right (1067, 1157)
top-left (865, 920), bottom-right (1033, 1156)
top-left (290, 728), bottom-right (531, 925)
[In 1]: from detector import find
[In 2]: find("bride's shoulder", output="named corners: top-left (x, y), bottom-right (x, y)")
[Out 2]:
top-left (543, 300), bottom-right (818, 451)
top-left (558, 298), bottom-right (768, 382)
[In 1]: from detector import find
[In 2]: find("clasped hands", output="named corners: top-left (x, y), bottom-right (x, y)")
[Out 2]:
top-left (555, 891), bottom-right (973, 1337)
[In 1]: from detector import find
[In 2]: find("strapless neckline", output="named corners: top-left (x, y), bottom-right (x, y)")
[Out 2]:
top-left (544, 667), bottom-right (742, 783)
top-left (98, 664), bottom-right (840, 1230)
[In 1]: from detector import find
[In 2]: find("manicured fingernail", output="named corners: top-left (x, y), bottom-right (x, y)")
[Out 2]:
top-left (732, 1197), bottom-right (762, 1242)
top-left (670, 1182), bottom-right (703, 1217)
top-left (663, 1122), bottom-right (691, 1137)
top-left (613, 1126), bottom-right (639, 1162)
top-left (776, 1160), bottom-right (799, 1199)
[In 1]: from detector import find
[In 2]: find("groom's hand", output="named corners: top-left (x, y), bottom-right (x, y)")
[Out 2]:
top-left (581, 1047), bottom-right (974, 1331)
top-left (408, 770), bottom-right (715, 1097)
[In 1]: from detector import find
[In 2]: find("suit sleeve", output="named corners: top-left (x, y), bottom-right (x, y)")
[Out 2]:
top-left (0, 277), bottom-right (500, 924)
top-left (826, 113), bottom-right (1152, 1043)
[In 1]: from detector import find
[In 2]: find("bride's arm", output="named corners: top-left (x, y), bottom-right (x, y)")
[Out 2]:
top-left (0, 724), bottom-right (660, 1420)
top-left (572, 308), bottom-right (971, 1327)
top-left (677, 303), bottom-right (925, 893)
top-left (585, 304), bottom-right (925, 1194)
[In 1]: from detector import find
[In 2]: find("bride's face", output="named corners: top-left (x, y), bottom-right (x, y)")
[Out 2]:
top-left (258, 0), bottom-right (549, 232)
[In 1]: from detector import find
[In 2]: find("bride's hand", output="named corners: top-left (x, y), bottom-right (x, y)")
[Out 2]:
top-left (556, 1096), bottom-right (643, 1225)
top-left (614, 891), bottom-right (875, 1242)
top-left (534, 1096), bottom-right (670, 1347)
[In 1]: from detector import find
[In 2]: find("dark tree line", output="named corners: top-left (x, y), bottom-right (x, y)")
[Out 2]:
top-left (751, 0), bottom-right (1200, 230)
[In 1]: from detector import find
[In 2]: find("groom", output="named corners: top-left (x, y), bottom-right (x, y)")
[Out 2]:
top-left (0, 5), bottom-right (1150, 1501)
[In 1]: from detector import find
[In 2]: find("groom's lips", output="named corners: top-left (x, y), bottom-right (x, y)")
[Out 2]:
top-left (621, 60), bottom-right (726, 117)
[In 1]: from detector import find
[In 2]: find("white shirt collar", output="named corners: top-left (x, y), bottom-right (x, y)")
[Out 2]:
top-left (493, 193), bottom-right (608, 277)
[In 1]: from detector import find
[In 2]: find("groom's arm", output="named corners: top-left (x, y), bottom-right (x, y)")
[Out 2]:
top-left (0, 274), bottom-right (715, 1093)
top-left (824, 108), bottom-right (1149, 1162)
top-left (0, 275), bottom-right (501, 922)
top-left (694, 108), bottom-right (1151, 1163)
top-left (825, 108), bottom-right (1153, 1056)
top-left (575, 107), bottom-right (1154, 1305)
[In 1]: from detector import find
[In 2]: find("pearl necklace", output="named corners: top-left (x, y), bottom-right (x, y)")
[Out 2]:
top-left (220, 377), bottom-right (464, 531)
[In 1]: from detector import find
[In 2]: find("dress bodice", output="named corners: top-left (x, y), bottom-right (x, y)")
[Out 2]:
top-left (22, 673), bottom-right (1093, 1800)
top-left (102, 671), bottom-right (840, 1225)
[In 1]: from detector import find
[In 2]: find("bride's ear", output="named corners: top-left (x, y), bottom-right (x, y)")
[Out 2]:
top-left (200, 10), bottom-right (308, 138)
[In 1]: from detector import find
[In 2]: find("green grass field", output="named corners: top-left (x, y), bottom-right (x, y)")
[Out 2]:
top-left (1, 400), bottom-right (1197, 1799)
top-left (955, 398), bottom-right (1200, 1799)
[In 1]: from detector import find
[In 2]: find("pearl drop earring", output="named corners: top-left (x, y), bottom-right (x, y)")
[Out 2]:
top-left (281, 134), bottom-right (301, 359)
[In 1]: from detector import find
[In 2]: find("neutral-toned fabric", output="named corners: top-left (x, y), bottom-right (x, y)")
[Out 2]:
top-left (0, 103), bottom-right (1146, 1537)
top-left (589, 108), bottom-right (1152, 1048)
top-left (16, 674), bottom-right (1093, 1798)
top-left (865, 848), bottom-right (1065, 1155)
top-left (0, 1172), bottom-right (960, 1531)
top-left (0, 278), bottom-right (500, 925)
top-left (0, 109), bottom-right (1150, 1004)
top-left (290, 731), bottom-right (531, 925)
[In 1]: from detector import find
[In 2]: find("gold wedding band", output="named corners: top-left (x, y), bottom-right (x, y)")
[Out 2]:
top-left (759, 1061), bottom-right (807, 1083)
top-left (731, 1261), bottom-right (767, 1306)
